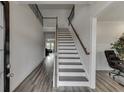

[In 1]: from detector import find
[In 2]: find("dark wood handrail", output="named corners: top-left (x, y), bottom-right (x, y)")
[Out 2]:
top-left (68, 6), bottom-right (90, 55)
top-left (35, 4), bottom-right (44, 25)
top-left (43, 17), bottom-right (57, 19)
top-left (56, 17), bottom-right (58, 53)
top-left (68, 5), bottom-right (75, 22)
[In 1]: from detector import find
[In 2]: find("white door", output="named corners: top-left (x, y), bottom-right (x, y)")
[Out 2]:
top-left (0, 2), bottom-right (4, 92)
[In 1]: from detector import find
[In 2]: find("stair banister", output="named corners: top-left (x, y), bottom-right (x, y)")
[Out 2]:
top-left (68, 6), bottom-right (90, 55)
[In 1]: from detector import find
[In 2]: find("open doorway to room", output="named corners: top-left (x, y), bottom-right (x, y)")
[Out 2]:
top-left (95, 2), bottom-right (124, 92)
top-left (45, 38), bottom-right (55, 56)
top-left (44, 30), bottom-right (55, 57)
top-left (0, 2), bottom-right (10, 92)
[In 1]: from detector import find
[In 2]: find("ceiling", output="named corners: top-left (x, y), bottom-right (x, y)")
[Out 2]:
top-left (17, 1), bottom-right (94, 4)
top-left (98, 2), bottom-right (124, 21)
top-left (15, 1), bottom-right (97, 9)
top-left (38, 4), bottom-right (73, 9)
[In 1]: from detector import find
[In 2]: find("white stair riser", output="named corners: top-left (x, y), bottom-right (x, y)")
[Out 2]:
top-left (58, 59), bottom-right (80, 62)
top-left (57, 36), bottom-right (72, 39)
top-left (58, 47), bottom-right (76, 50)
top-left (58, 41), bottom-right (74, 43)
top-left (58, 82), bottom-right (89, 87)
top-left (58, 50), bottom-right (77, 53)
top-left (59, 72), bottom-right (86, 76)
top-left (58, 54), bottom-right (79, 58)
top-left (58, 43), bottom-right (75, 46)
top-left (58, 54), bottom-right (79, 56)
top-left (59, 65), bottom-right (83, 69)
top-left (58, 46), bottom-right (76, 48)
top-left (58, 32), bottom-right (70, 33)
top-left (58, 34), bottom-right (71, 35)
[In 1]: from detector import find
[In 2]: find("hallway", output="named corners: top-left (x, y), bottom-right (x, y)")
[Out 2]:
top-left (14, 54), bottom-right (54, 92)
top-left (14, 53), bottom-right (124, 92)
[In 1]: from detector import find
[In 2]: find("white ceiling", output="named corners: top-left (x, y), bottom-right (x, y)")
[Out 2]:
top-left (16, 1), bottom-right (94, 5)
top-left (15, 1), bottom-right (97, 9)
top-left (38, 4), bottom-right (73, 9)
top-left (98, 2), bottom-right (124, 21)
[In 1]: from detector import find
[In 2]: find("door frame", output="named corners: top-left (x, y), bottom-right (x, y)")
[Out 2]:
top-left (1, 1), bottom-right (10, 92)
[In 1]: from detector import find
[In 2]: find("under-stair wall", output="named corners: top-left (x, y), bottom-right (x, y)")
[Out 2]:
top-left (68, 5), bottom-right (91, 87)
top-left (69, 2), bottom-right (112, 88)
top-left (69, 26), bottom-right (90, 80)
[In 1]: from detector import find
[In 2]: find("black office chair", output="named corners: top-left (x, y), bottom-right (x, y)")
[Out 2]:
top-left (105, 50), bottom-right (124, 79)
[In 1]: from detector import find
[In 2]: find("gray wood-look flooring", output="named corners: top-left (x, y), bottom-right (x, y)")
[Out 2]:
top-left (14, 54), bottom-right (124, 92)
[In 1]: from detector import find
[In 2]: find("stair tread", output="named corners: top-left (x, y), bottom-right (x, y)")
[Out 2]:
top-left (58, 41), bottom-right (74, 43)
top-left (58, 31), bottom-right (70, 34)
top-left (58, 46), bottom-right (76, 48)
top-left (58, 34), bottom-right (72, 36)
top-left (59, 62), bottom-right (82, 65)
top-left (58, 50), bottom-right (77, 53)
top-left (58, 34), bottom-right (71, 35)
top-left (58, 35), bottom-right (72, 37)
top-left (58, 54), bottom-right (79, 58)
top-left (58, 57), bottom-right (80, 59)
top-left (59, 76), bottom-right (88, 82)
top-left (58, 42), bottom-right (74, 44)
top-left (58, 34), bottom-right (72, 37)
top-left (58, 39), bottom-right (73, 41)
top-left (57, 36), bottom-right (72, 38)
top-left (58, 49), bottom-right (76, 50)
top-left (58, 42), bottom-right (74, 43)
top-left (58, 59), bottom-right (80, 63)
top-left (58, 41), bottom-right (74, 42)
top-left (59, 68), bottom-right (85, 72)
top-left (59, 72), bottom-right (86, 76)
top-left (58, 82), bottom-right (89, 86)
top-left (58, 52), bottom-right (78, 54)
top-left (59, 65), bottom-right (83, 69)
top-left (58, 44), bottom-right (75, 46)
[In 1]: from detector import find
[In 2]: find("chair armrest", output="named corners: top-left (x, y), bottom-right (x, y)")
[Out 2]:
top-left (111, 60), bottom-right (124, 65)
top-left (119, 60), bottom-right (124, 64)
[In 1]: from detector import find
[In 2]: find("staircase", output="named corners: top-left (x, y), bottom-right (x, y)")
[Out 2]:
top-left (56, 28), bottom-right (89, 87)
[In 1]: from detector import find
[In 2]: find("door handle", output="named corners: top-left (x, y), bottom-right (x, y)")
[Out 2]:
top-left (7, 73), bottom-right (14, 78)
top-left (7, 64), bottom-right (11, 69)
top-left (0, 72), bottom-right (3, 78)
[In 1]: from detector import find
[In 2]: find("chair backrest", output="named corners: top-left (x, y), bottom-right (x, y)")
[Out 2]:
top-left (104, 50), bottom-right (120, 68)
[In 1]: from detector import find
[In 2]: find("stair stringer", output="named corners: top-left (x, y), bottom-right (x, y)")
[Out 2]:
top-left (68, 27), bottom-right (90, 85)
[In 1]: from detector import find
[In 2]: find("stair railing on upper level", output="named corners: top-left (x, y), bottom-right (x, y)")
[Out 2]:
top-left (68, 6), bottom-right (90, 55)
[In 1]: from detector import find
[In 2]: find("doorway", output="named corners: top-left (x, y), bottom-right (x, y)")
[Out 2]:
top-left (45, 39), bottom-right (55, 56)
top-left (44, 32), bottom-right (55, 57)
top-left (0, 2), bottom-right (10, 92)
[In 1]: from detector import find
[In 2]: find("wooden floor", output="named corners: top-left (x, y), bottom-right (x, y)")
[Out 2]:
top-left (14, 54), bottom-right (124, 92)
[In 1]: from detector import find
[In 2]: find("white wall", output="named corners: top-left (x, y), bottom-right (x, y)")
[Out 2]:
top-left (96, 21), bottom-right (124, 70)
top-left (71, 4), bottom-right (91, 79)
top-left (45, 32), bottom-right (55, 40)
top-left (71, 2), bottom-right (111, 88)
top-left (0, 2), bottom-right (4, 92)
top-left (41, 9), bottom-right (70, 28)
top-left (10, 2), bottom-right (44, 91)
